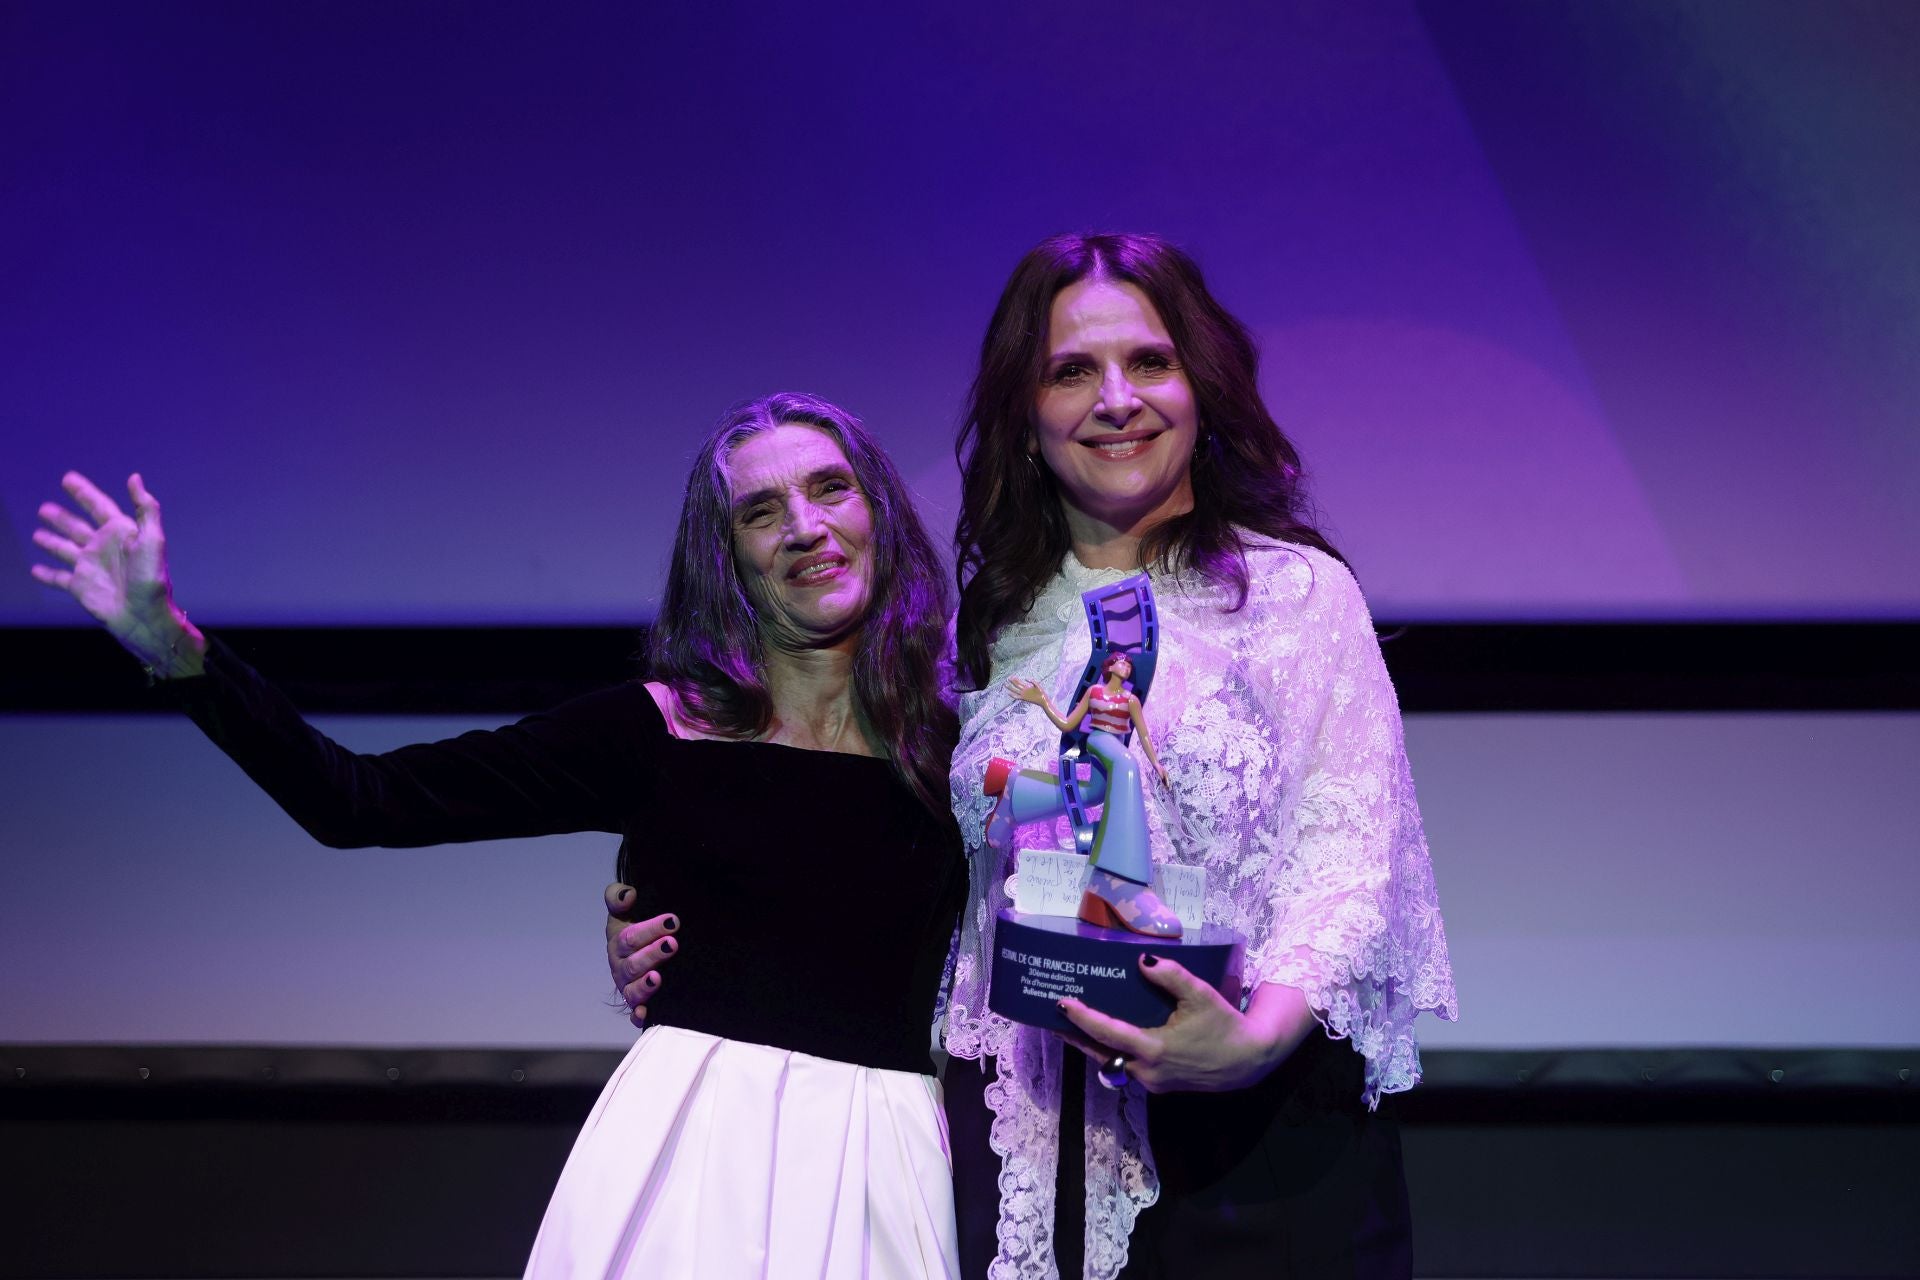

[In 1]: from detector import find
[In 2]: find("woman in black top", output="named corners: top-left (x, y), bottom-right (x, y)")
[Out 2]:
top-left (31, 392), bottom-right (968, 1279)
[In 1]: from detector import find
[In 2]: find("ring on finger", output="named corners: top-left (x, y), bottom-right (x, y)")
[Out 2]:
top-left (1096, 1053), bottom-right (1130, 1090)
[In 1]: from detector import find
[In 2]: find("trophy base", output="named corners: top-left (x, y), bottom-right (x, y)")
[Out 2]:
top-left (987, 907), bottom-right (1244, 1033)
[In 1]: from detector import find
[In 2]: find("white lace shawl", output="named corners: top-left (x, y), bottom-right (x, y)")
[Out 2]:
top-left (943, 541), bottom-right (1458, 1280)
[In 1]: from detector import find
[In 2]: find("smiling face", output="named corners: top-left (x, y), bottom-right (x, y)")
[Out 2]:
top-left (1031, 276), bottom-right (1200, 545)
top-left (726, 423), bottom-right (875, 651)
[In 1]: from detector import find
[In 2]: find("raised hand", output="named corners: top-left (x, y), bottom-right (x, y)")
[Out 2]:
top-left (1008, 676), bottom-right (1083, 731)
top-left (31, 472), bottom-right (204, 676)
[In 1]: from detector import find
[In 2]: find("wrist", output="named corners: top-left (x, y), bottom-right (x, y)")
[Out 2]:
top-left (134, 609), bottom-right (207, 680)
top-left (1242, 982), bottom-right (1319, 1079)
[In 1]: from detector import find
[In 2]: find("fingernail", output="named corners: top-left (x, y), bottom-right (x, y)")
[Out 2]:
top-left (661, 938), bottom-right (676, 955)
top-left (1141, 954), bottom-right (1159, 967)
top-left (644, 973), bottom-right (659, 989)
top-left (663, 915), bottom-right (678, 932)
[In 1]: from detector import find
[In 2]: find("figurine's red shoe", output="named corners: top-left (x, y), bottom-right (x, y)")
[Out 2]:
top-left (1079, 868), bottom-right (1183, 938)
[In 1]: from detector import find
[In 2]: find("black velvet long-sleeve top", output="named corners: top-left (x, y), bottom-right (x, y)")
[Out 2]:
top-left (167, 638), bottom-right (966, 1075)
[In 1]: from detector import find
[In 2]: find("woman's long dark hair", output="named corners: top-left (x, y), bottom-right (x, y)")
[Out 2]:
top-left (952, 232), bottom-right (1344, 690)
top-left (649, 392), bottom-right (957, 822)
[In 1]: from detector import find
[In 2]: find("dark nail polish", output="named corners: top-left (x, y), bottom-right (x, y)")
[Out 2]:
top-left (661, 938), bottom-right (676, 955)
top-left (1141, 954), bottom-right (1159, 967)
top-left (663, 915), bottom-right (678, 932)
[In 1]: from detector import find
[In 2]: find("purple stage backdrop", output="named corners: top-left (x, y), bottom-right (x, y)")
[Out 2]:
top-left (5, 0), bottom-right (1916, 624)
top-left (4, 2), bottom-right (1919, 1052)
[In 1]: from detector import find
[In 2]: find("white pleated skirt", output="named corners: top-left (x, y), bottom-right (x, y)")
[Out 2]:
top-left (523, 1025), bottom-right (960, 1279)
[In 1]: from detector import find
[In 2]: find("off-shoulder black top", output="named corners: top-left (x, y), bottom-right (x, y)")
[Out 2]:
top-left (166, 639), bottom-right (965, 1076)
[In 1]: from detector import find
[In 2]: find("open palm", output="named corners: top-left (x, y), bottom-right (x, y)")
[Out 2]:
top-left (32, 471), bottom-right (195, 665)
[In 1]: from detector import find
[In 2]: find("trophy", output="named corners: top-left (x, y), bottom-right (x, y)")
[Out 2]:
top-left (984, 574), bottom-right (1242, 1033)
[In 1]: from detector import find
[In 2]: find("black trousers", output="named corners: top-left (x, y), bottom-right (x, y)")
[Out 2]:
top-left (946, 1031), bottom-right (1412, 1279)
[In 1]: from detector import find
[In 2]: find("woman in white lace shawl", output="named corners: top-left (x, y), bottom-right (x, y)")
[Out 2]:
top-left (941, 233), bottom-right (1456, 1280)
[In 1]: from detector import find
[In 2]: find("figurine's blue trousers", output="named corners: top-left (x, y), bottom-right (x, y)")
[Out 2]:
top-left (999, 732), bottom-right (1153, 886)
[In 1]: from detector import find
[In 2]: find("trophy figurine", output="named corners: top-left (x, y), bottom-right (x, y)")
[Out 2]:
top-left (984, 573), bottom-right (1241, 1032)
